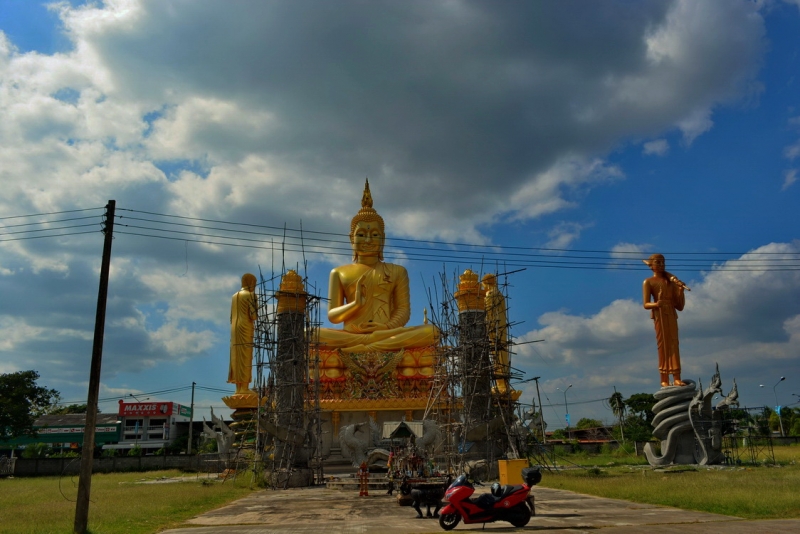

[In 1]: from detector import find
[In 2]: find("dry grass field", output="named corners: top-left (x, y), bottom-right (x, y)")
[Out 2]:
top-left (0, 469), bottom-right (257, 534)
top-left (537, 444), bottom-right (800, 519)
top-left (1, 446), bottom-right (798, 533)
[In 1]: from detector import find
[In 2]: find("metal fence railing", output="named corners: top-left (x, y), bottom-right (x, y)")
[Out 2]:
top-left (0, 457), bottom-right (16, 476)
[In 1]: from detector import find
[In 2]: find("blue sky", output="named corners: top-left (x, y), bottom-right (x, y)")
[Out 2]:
top-left (1, 0), bottom-right (799, 429)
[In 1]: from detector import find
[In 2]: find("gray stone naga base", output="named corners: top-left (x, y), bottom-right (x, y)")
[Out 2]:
top-left (645, 364), bottom-right (738, 466)
top-left (265, 467), bottom-right (315, 488)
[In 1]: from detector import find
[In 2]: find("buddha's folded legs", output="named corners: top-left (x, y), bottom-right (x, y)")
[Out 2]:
top-left (318, 324), bottom-right (438, 353)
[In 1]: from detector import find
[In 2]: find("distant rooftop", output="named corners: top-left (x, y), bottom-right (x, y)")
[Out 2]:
top-left (34, 414), bottom-right (120, 427)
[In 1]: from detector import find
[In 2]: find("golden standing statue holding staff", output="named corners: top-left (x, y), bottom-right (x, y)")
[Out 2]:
top-left (642, 254), bottom-right (689, 387)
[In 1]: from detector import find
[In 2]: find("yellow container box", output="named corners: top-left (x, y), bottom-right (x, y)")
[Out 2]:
top-left (498, 459), bottom-right (529, 485)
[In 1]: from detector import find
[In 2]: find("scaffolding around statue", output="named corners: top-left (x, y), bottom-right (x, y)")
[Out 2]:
top-left (223, 262), bottom-right (534, 487)
top-left (420, 267), bottom-right (528, 480)
top-left (220, 181), bottom-right (533, 487)
top-left (220, 266), bottom-right (324, 489)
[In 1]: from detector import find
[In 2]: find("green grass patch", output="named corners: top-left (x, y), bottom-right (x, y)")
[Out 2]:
top-left (538, 446), bottom-right (800, 519)
top-left (0, 470), bottom-right (258, 534)
top-left (543, 444), bottom-right (650, 468)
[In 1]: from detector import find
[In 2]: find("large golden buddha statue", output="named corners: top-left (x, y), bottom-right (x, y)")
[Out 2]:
top-left (318, 180), bottom-right (438, 353)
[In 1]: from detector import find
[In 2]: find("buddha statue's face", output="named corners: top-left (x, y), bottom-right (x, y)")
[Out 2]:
top-left (352, 220), bottom-right (384, 261)
top-left (242, 274), bottom-right (257, 292)
top-left (649, 255), bottom-right (665, 274)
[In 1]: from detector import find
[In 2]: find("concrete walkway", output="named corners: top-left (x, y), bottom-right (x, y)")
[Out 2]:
top-left (160, 485), bottom-right (800, 533)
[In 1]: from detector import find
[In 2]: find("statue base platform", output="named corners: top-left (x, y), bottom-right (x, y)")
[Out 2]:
top-left (222, 393), bottom-right (263, 411)
top-left (492, 388), bottom-right (523, 401)
top-left (644, 366), bottom-right (730, 466)
top-left (266, 467), bottom-right (315, 488)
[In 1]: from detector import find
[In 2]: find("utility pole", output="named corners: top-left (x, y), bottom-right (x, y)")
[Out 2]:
top-left (614, 386), bottom-right (625, 444)
top-left (557, 384), bottom-right (573, 440)
top-left (187, 381), bottom-right (196, 454)
top-left (532, 377), bottom-right (546, 444)
top-left (774, 376), bottom-right (786, 438)
top-left (74, 200), bottom-right (115, 534)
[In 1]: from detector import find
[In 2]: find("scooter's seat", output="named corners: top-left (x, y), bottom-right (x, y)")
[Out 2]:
top-left (472, 485), bottom-right (526, 509)
top-left (499, 484), bottom-right (525, 498)
top-left (473, 493), bottom-right (497, 509)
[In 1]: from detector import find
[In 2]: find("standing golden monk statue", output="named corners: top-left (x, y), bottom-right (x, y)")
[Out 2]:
top-left (318, 179), bottom-right (438, 353)
top-left (643, 254), bottom-right (689, 387)
top-left (483, 273), bottom-right (510, 395)
top-left (228, 273), bottom-right (258, 394)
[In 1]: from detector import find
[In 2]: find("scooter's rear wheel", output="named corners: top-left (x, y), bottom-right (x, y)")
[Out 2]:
top-left (508, 503), bottom-right (532, 527)
top-left (438, 513), bottom-right (461, 530)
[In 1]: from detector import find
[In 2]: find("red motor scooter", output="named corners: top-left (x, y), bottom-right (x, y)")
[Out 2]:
top-left (438, 467), bottom-right (541, 530)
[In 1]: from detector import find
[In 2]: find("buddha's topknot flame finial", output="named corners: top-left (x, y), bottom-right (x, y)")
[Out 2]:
top-left (350, 178), bottom-right (384, 261)
top-left (362, 178), bottom-right (373, 209)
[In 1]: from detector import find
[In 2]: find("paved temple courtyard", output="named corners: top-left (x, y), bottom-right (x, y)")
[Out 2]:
top-left (159, 485), bottom-right (800, 533)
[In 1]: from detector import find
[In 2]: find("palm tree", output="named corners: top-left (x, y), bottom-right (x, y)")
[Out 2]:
top-left (609, 389), bottom-right (626, 443)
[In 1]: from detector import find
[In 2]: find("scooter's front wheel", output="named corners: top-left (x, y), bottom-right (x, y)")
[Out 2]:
top-left (438, 512), bottom-right (461, 530)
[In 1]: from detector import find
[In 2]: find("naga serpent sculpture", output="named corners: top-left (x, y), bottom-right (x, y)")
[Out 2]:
top-left (339, 420), bottom-right (390, 467)
top-left (416, 419), bottom-right (444, 454)
top-left (644, 364), bottom-right (729, 466)
top-left (339, 419), bottom-right (443, 467)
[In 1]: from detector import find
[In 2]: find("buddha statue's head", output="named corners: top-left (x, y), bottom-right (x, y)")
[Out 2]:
top-left (241, 273), bottom-right (257, 292)
top-left (350, 179), bottom-right (385, 262)
top-left (643, 253), bottom-right (665, 273)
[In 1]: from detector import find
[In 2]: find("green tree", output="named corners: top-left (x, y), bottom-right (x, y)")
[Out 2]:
top-left (789, 408), bottom-right (800, 437)
top-left (609, 390), bottom-right (626, 442)
top-left (48, 403), bottom-right (89, 415)
top-left (22, 442), bottom-right (52, 458)
top-left (621, 393), bottom-right (657, 442)
top-left (624, 393), bottom-right (657, 423)
top-left (0, 370), bottom-right (61, 441)
top-left (575, 418), bottom-right (603, 430)
top-left (765, 406), bottom-right (795, 435)
top-left (166, 433), bottom-right (190, 455)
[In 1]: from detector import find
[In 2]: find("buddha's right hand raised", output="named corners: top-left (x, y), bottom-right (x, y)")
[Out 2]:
top-left (353, 280), bottom-right (367, 306)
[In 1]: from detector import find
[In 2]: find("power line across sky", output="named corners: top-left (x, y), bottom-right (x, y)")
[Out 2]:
top-left (2, 205), bottom-right (799, 271)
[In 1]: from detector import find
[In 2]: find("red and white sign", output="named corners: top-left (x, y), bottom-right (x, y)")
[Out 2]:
top-left (118, 401), bottom-right (174, 417)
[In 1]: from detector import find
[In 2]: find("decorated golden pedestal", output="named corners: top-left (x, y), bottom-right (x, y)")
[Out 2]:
top-left (313, 345), bottom-right (437, 413)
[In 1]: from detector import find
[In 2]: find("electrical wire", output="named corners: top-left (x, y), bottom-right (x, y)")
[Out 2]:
top-left (0, 223), bottom-right (99, 236)
top-left (111, 209), bottom-right (800, 271)
top-left (114, 228), bottom-right (800, 272)
top-left (0, 207), bottom-right (105, 221)
top-left (0, 230), bottom-right (98, 243)
top-left (3, 206), bottom-right (798, 271)
top-left (116, 208), bottom-right (799, 257)
top-left (0, 215), bottom-right (100, 229)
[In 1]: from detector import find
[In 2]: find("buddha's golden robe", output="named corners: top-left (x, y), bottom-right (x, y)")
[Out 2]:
top-left (645, 277), bottom-right (684, 375)
top-left (485, 284), bottom-right (510, 394)
top-left (319, 262), bottom-right (437, 352)
top-left (228, 287), bottom-right (257, 386)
